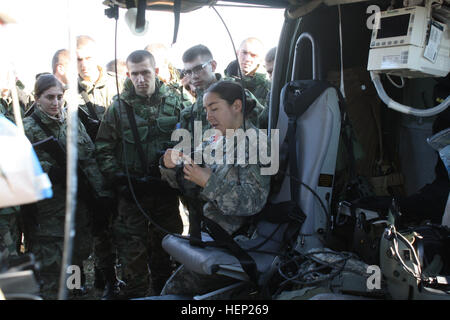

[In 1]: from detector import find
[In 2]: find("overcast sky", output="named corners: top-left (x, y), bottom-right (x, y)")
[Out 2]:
top-left (0, 0), bottom-right (285, 91)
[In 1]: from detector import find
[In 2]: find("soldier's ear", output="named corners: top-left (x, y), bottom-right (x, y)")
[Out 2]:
top-left (56, 64), bottom-right (65, 75)
top-left (126, 71), bottom-right (130, 78)
top-left (210, 60), bottom-right (217, 72)
top-left (232, 99), bottom-right (242, 114)
top-left (155, 67), bottom-right (159, 76)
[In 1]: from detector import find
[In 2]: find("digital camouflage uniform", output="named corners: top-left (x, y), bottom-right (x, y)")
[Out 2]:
top-left (95, 78), bottom-right (186, 298)
top-left (159, 121), bottom-right (271, 296)
top-left (180, 74), bottom-right (268, 134)
top-left (22, 107), bottom-right (110, 300)
top-left (178, 75), bottom-right (267, 236)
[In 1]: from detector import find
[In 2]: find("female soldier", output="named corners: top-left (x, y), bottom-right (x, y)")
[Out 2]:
top-left (22, 74), bottom-right (111, 299)
top-left (159, 80), bottom-right (271, 296)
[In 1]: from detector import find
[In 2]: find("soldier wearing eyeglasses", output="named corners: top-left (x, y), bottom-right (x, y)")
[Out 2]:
top-left (179, 44), bottom-right (265, 135)
top-left (179, 45), bottom-right (221, 135)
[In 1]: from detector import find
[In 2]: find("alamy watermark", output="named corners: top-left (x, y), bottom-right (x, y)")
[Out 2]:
top-left (66, 265), bottom-right (81, 290)
top-left (170, 121), bottom-right (280, 175)
top-left (366, 5), bottom-right (381, 30)
top-left (366, 265), bottom-right (381, 290)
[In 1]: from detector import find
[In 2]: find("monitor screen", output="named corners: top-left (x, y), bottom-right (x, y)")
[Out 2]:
top-left (376, 14), bottom-right (411, 39)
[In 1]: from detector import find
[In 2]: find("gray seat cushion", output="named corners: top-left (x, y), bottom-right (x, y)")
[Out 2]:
top-left (162, 221), bottom-right (289, 282)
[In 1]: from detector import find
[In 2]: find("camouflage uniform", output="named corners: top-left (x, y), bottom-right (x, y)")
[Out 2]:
top-left (78, 66), bottom-right (122, 287)
top-left (180, 74), bottom-right (267, 142)
top-left (0, 83), bottom-right (32, 122)
top-left (163, 64), bottom-right (196, 102)
top-left (228, 72), bottom-right (271, 129)
top-left (0, 206), bottom-right (20, 261)
top-left (159, 121), bottom-right (271, 296)
top-left (0, 97), bottom-right (17, 122)
top-left (95, 78), bottom-right (185, 298)
top-left (178, 75), bottom-right (266, 235)
top-left (22, 107), bottom-right (110, 300)
top-left (0, 83), bottom-right (33, 264)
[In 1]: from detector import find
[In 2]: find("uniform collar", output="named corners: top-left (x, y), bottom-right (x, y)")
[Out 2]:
top-left (194, 73), bottom-right (223, 98)
top-left (78, 65), bottom-right (106, 93)
top-left (120, 77), bottom-right (164, 106)
top-left (35, 104), bottom-right (65, 124)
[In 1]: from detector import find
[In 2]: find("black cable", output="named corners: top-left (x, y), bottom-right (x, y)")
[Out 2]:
top-left (277, 169), bottom-right (331, 240)
top-left (211, 5), bottom-right (247, 132)
top-left (275, 250), bottom-right (356, 293)
top-left (246, 224), bottom-right (283, 251)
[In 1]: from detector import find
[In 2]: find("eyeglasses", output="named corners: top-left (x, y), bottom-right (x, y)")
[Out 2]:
top-left (182, 60), bottom-right (212, 77)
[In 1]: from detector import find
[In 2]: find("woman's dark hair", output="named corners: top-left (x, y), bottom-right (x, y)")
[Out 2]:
top-left (34, 74), bottom-right (64, 98)
top-left (205, 80), bottom-right (256, 117)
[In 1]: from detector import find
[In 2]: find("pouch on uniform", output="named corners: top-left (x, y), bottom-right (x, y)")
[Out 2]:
top-left (0, 115), bottom-right (52, 207)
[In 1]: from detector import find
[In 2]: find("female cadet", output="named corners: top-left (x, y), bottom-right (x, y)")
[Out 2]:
top-left (22, 74), bottom-right (110, 299)
top-left (159, 80), bottom-right (271, 295)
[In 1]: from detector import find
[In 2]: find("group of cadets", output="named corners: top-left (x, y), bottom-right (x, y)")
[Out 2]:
top-left (0, 35), bottom-right (276, 300)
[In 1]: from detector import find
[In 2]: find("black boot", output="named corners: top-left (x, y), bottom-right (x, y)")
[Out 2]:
top-left (101, 267), bottom-right (126, 300)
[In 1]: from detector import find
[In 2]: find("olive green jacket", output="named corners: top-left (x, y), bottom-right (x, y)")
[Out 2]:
top-left (78, 66), bottom-right (121, 120)
top-left (95, 78), bottom-right (188, 183)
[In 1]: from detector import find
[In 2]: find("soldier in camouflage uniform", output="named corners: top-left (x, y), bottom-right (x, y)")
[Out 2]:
top-left (178, 45), bottom-right (266, 233)
top-left (1, 81), bottom-right (33, 265)
top-left (159, 81), bottom-right (271, 296)
top-left (224, 38), bottom-right (271, 127)
top-left (22, 74), bottom-right (112, 300)
top-left (76, 35), bottom-right (124, 296)
top-left (95, 50), bottom-right (185, 298)
top-left (1, 80), bottom-right (33, 122)
top-left (180, 45), bottom-right (266, 143)
top-left (0, 12), bottom-right (22, 263)
top-left (76, 35), bottom-right (120, 140)
top-left (178, 45), bottom-right (221, 136)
